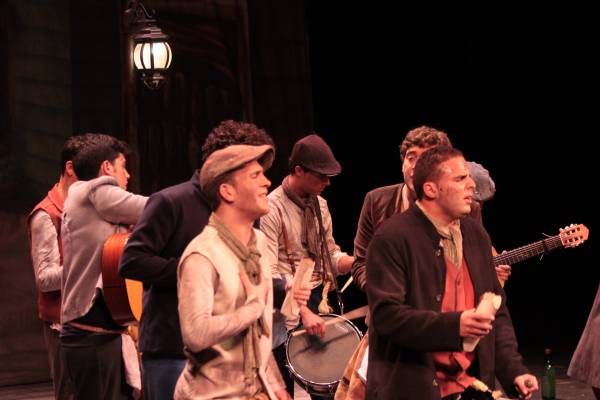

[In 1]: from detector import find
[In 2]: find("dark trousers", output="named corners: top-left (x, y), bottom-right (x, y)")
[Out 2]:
top-left (61, 333), bottom-right (131, 400)
top-left (141, 353), bottom-right (186, 400)
top-left (42, 323), bottom-right (74, 400)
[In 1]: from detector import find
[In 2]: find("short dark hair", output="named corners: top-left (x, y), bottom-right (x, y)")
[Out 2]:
top-left (399, 126), bottom-right (452, 160)
top-left (59, 134), bottom-right (96, 175)
top-left (201, 120), bottom-right (274, 163)
top-left (413, 146), bottom-right (463, 200)
top-left (72, 133), bottom-right (130, 181)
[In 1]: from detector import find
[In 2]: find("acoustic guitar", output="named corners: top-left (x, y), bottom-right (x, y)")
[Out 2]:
top-left (102, 233), bottom-right (143, 326)
top-left (493, 223), bottom-right (589, 266)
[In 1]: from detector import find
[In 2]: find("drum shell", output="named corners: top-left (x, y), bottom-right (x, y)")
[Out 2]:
top-left (285, 314), bottom-right (362, 396)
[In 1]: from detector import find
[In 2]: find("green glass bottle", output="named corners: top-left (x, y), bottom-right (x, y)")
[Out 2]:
top-left (541, 348), bottom-right (556, 400)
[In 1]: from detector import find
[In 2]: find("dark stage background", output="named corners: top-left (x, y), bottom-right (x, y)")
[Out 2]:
top-left (0, 0), bottom-right (597, 386)
top-left (304, 2), bottom-right (597, 355)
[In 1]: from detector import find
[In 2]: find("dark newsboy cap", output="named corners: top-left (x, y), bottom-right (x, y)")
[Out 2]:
top-left (288, 134), bottom-right (341, 176)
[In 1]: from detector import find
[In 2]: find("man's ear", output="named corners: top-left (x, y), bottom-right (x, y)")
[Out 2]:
top-left (218, 182), bottom-right (236, 203)
top-left (423, 181), bottom-right (438, 199)
top-left (64, 160), bottom-right (76, 178)
top-left (99, 160), bottom-right (113, 177)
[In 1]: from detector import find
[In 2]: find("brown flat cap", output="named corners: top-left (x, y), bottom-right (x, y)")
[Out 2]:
top-left (200, 144), bottom-right (274, 188)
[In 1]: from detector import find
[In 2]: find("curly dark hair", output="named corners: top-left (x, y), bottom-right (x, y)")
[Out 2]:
top-left (201, 120), bottom-right (274, 163)
top-left (399, 126), bottom-right (452, 160)
top-left (413, 145), bottom-right (463, 200)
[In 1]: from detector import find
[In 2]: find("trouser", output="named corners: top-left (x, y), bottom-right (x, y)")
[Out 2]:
top-left (42, 323), bottom-right (74, 400)
top-left (61, 333), bottom-right (131, 400)
top-left (141, 353), bottom-right (186, 400)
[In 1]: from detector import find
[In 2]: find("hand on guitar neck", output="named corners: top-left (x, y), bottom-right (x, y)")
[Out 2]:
top-left (493, 223), bottom-right (589, 287)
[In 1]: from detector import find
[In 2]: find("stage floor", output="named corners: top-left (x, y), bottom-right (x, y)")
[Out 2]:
top-left (0, 354), bottom-right (595, 400)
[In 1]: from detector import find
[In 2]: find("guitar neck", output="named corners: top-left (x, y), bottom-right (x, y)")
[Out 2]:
top-left (493, 235), bottom-right (563, 266)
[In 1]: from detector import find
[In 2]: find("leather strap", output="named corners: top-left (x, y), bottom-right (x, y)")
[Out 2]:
top-left (68, 321), bottom-right (126, 335)
top-left (276, 207), bottom-right (296, 274)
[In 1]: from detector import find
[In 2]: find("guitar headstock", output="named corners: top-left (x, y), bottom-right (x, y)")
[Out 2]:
top-left (559, 224), bottom-right (589, 248)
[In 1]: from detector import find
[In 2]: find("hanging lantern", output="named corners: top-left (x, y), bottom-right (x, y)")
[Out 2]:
top-left (126, 0), bottom-right (172, 89)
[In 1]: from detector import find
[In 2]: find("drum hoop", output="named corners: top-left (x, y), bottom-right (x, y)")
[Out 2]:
top-left (284, 313), bottom-right (363, 388)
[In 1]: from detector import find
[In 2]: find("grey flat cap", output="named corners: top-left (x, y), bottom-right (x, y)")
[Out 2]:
top-left (200, 144), bottom-right (274, 188)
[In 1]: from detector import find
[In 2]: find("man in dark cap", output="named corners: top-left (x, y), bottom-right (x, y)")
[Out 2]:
top-left (260, 134), bottom-right (354, 399)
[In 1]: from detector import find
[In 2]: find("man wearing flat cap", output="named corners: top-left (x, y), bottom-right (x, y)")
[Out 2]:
top-left (260, 134), bottom-right (354, 398)
top-left (174, 144), bottom-right (291, 400)
top-left (119, 120), bottom-right (277, 400)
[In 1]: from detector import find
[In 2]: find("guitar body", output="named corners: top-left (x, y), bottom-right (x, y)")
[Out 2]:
top-left (102, 233), bottom-right (142, 326)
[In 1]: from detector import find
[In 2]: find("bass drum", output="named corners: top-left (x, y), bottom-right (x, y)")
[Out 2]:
top-left (285, 314), bottom-right (362, 397)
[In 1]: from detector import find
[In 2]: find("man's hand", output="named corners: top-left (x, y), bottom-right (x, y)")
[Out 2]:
top-left (338, 255), bottom-right (355, 274)
top-left (299, 306), bottom-right (325, 337)
top-left (514, 374), bottom-right (538, 399)
top-left (274, 388), bottom-right (292, 400)
top-left (459, 308), bottom-right (494, 338)
top-left (239, 268), bottom-right (268, 310)
top-left (292, 284), bottom-right (311, 308)
top-left (496, 264), bottom-right (512, 287)
top-left (492, 247), bottom-right (512, 287)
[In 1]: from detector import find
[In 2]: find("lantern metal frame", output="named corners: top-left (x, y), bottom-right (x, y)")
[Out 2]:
top-left (125, 0), bottom-right (172, 89)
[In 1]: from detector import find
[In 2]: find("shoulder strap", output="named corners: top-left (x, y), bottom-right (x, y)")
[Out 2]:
top-left (276, 207), bottom-right (296, 274)
top-left (311, 196), bottom-right (344, 313)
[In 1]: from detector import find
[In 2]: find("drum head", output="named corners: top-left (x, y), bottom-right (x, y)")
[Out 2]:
top-left (286, 314), bottom-right (361, 389)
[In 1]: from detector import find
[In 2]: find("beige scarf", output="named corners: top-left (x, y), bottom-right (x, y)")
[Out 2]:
top-left (416, 202), bottom-right (463, 266)
top-left (208, 214), bottom-right (269, 388)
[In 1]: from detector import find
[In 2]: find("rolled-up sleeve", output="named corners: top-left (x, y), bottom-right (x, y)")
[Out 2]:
top-left (29, 211), bottom-right (62, 292)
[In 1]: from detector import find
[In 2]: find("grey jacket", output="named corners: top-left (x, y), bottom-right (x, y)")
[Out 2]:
top-left (61, 176), bottom-right (147, 324)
